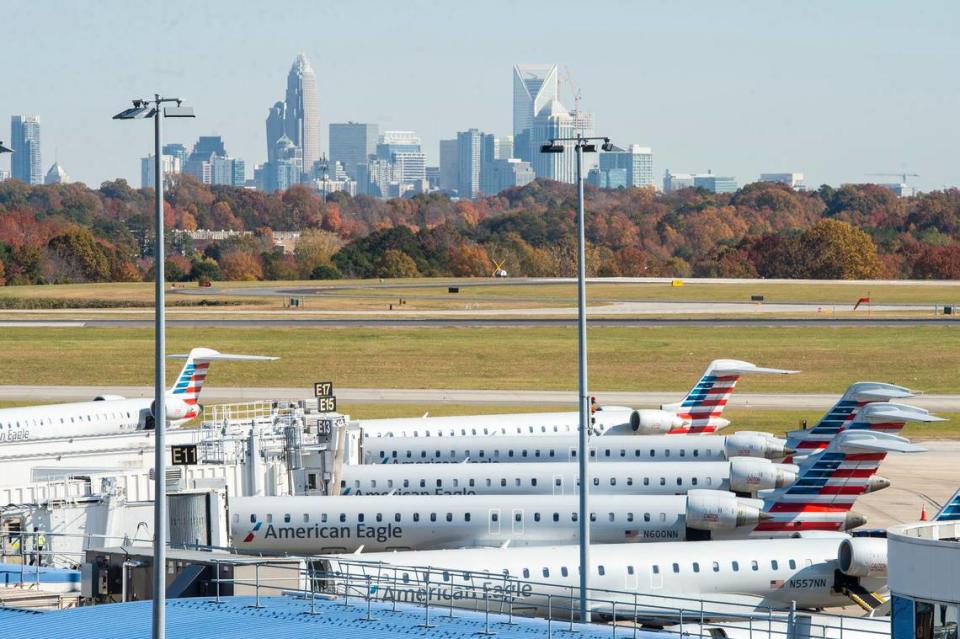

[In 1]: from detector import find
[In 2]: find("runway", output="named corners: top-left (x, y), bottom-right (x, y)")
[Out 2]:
top-left (0, 317), bottom-right (954, 328)
top-left (4, 385), bottom-right (960, 410)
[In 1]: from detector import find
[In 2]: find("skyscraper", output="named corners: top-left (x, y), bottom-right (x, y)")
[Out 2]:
top-left (438, 139), bottom-right (459, 192)
top-left (594, 144), bottom-right (654, 189)
top-left (10, 115), bottom-right (42, 185)
top-left (512, 64), bottom-right (559, 161)
top-left (457, 129), bottom-right (483, 199)
top-left (285, 54), bottom-right (321, 175)
top-left (265, 102), bottom-right (286, 163)
top-left (531, 100), bottom-right (575, 183)
top-left (44, 162), bottom-right (69, 185)
top-left (329, 122), bottom-right (378, 177)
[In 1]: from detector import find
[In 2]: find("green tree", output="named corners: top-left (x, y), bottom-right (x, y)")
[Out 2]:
top-left (376, 249), bottom-right (420, 278)
top-left (46, 228), bottom-right (111, 282)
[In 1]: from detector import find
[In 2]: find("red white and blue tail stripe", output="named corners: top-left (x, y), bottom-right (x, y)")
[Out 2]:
top-left (165, 347), bottom-right (278, 422)
top-left (661, 359), bottom-right (797, 435)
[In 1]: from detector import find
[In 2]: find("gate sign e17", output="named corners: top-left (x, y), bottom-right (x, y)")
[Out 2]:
top-left (314, 381), bottom-right (334, 398)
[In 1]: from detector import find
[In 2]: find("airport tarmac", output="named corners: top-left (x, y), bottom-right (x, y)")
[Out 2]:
top-left (854, 440), bottom-right (959, 529)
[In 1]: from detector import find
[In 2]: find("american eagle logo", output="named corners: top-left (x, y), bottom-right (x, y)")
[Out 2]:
top-left (243, 521), bottom-right (262, 542)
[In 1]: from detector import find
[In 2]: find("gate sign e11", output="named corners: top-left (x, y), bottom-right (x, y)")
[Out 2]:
top-left (314, 381), bottom-right (334, 398)
top-left (171, 444), bottom-right (198, 466)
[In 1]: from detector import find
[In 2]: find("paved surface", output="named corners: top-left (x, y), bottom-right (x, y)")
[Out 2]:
top-left (4, 385), bottom-right (960, 411)
top-left (0, 317), bottom-right (955, 328)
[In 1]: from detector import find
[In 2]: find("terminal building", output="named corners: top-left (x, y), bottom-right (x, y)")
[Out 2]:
top-left (889, 491), bottom-right (960, 639)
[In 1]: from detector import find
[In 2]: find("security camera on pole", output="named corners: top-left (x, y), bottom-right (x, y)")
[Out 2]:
top-left (540, 134), bottom-right (613, 623)
top-left (113, 96), bottom-right (194, 639)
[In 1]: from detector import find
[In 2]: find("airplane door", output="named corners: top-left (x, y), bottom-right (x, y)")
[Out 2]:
top-left (649, 564), bottom-right (663, 590)
top-left (552, 474), bottom-right (564, 496)
top-left (625, 566), bottom-right (638, 591)
top-left (512, 509), bottom-right (524, 536)
top-left (488, 508), bottom-right (501, 535)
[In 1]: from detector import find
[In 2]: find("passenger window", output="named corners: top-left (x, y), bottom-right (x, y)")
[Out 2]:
top-left (465, 513), bottom-right (471, 522)
top-left (339, 514), bottom-right (346, 523)
top-left (610, 478), bottom-right (616, 486)
top-left (593, 477), bottom-right (599, 486)
top-left (652, 565), bottom-right (659, 574)
top-left (598, 565), bottom-right (605, 576)
top-left (751, 560), bottom-right (759, 571)
top-left (543, 568), bottom-right (550, 577)
top-left (491, 513), bottom-right (499, 522)
top-left (693, 562), bottom-right (700, 573)
top-left (627, 566), bottom-right (635, 575)
top-left (712, 561), bottom-right (720, 572)
top-left (771, 560), bottom-right (779, 570)
top-left (514, 512), bottom-right (522, 522)
top-left (789, 560), bottom-right (797, 570)
top-left (430, 513), bottom-right (437, 522)
top-left (561, 567), bottom-right (568, 577)
top-left (395, 513), bottom-right (401, 522)
top-left (672, 563), bottom-right (680, 573)
top-left (283, 513), bottom-right (291, 523)
top-left (523, 568), bottom-right (530, 578)
top-left (732, 561), bottom-right (739, 571)
top-left (446, 513), bottom-right (453, 522)
top-left (249, 514), bottom-right (256, 523)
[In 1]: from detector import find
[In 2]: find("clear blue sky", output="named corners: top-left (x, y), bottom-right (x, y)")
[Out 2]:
top-left (3, 0), bottom-right (958, 191)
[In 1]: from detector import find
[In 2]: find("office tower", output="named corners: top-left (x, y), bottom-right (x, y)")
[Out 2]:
top-left (141, 154), bottom-right (182, 189)
top-left (162, 143), bottom-right (188, 168)
top-left (438, 139), bottom-right (459, 192)
top-left (760, 172), bottom-right (805, 190)
top-left (479, 133), bottom-right (513, 196)
top-left (594, 145), bottom-right (654, 188)
top-left (457, 129), bottom-right (483, 199)
top-left (356, 158), bottom-right (394, 197)
top-left (44, 162), bottom-right (69, 185)
top-left (329, 122), bottom-right (378, 177)
top-left (693, 173), bottom-right (738, 193)
top-left (265, 102), bottom-right (286, 162)
top-left (495, 136), bottom-right (514, 160)
top-left (391, 151), bottom-right (426, 183)
top-left (192, 136), bottom-right (226, 158)
top-left (258, 135), bottom-right (303, 192)
top-left (531, 100), bottom-right (576, 183)
top-left (285, 54), bottom-right (321, 174)
top-left (10, 115), bottom-right (42, 185)
top-left (211, 156), bottom-right (246, 186)
top-left (425, 166), bottom-right (440, 190)
top-left (513, 64), bottom-right (559, 161)
top-left (376, 131), bottom-right (424, 184)
top-left (487, 159), bottom-right (535, 193)
top-left (587, 167), bottom-right (628, 189)
top-left (183, 136), bottom-right (245, 186)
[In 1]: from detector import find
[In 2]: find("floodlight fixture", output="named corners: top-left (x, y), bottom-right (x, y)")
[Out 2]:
top-left (112, 105), bottom-right (156, 120)
top-left (581, 143), bottom-right (597, 153)
top-left (601, 138), bottom-right (615, 152)
top-left (540, 142), bottom-right (564, 153)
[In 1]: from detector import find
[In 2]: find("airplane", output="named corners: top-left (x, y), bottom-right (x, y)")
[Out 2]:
top-left (358, 359), bottom-right (797, 439)
top-left (338, 457), bottom-right (800, 497)
top-left (232, 425), bottom-right (926, 555)
top-left (321, 533), bottom-right (889, 618)
top-left (0, 347), bottom-right (275, 443)
top-left (361, 430), bottom-right (795, 464)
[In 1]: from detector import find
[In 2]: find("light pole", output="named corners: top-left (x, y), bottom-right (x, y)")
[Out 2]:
top-left (540, 134), bottom-right (613, 623)
top-left (113, 96), bottom-right (194, 639)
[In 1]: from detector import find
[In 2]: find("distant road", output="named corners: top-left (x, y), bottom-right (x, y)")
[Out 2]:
top-left (4, 385), bottom-right (960, 411)
top-left (0, 317), bottom-right (955, 328)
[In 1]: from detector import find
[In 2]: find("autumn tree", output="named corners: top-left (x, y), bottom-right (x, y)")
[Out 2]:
top-left (218, 251), bottom-right (263, 281)
top-left (45, 228), bottom-right (111, 282)
top-left (376, 249), bottom-right (420, 278)
top-left (293, 229), bottom-right (343, 278)
top-left (799, 219), bottom-right (882, 279)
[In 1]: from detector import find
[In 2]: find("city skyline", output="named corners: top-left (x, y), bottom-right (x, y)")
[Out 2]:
top-left (2, 1), bottom-right (958, 192)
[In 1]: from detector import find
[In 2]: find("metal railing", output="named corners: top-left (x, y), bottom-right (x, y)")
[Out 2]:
top-left (197, 554), bottom-right (891, 639)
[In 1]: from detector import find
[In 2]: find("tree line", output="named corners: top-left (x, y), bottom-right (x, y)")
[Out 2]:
top-left (0, 174), bottom-right (959, 284)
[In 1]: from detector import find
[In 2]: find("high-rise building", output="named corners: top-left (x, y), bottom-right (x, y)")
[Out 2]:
top-left (44, 163), bottom-right (69, 185)
top-left (212, 156), bottom-right (245, 187)
top-left (265, 102), bottom-right (286, 163)
top-left (162, 143), bottom-right (188, 168)
top-left (329, 122), bottom-right (378, 177)
top-left (257, 135), bottom-right (302, 192)
top-left (594, 145), bottom-right (654, 189)
top-left (531, 100), bottom-right (575, 183)
top-left (425, 166), bottom-right (441, 190)
top-left (438, 139), bottom-right (459, 192)
top-left (375, 131), bottom-right (424, 184)
top-left (588, 167), bottom-right (628, 189)
top-left (141, 154), bottom-right (182, 189)
top-left (513, 64), bottom-right (559, 162)
top-left (10, 115), bottom-right (42, 185)
top-left (376, 131), bottom-right (421, 159)
top-left (486, 158), bottom-right (535, 194)
top-left (457, 129), bottom-right (483, 199)
top-left (494, 136), bottom-right (514, 160)
top-left (285, 54), bottom-right (321, 175)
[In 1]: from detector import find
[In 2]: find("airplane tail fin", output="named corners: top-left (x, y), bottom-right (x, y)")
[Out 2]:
top-left (660, 359), bottom-right (798, 434)
top-left (784, 382), bottom-right (918, 458)
top-left (166, 347), bottom-right (277, 407)
top-left (756, 415), bottom-right (937, 535)
top-left (932, 488), bottom-right (960, 522)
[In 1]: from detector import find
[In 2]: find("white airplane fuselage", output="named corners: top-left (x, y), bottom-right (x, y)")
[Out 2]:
top-left (362, 433), bottom-right (790, 465)
top-left (325, 536), bottom-right (885, 614)
top-left (338, 459), bottom-right (796, 497)
top-left (230, 492), bottom-right (766, 554)
top-left (0, 398), bottom-right (153, 443)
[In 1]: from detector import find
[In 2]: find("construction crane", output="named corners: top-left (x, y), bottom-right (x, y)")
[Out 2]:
top-left (561, 65), bottom-right (582, 118)
top-left (866, 172), bottom-right (919, 184)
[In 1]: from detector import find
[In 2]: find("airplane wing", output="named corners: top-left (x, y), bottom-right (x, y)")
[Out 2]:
top-left (589, 592), bottom-right (771, 623)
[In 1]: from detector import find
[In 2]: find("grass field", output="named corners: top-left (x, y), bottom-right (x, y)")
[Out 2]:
top-left (1, 279), bottom-right (959, 313)
top-left (0, 324), bottom-right (956, 393)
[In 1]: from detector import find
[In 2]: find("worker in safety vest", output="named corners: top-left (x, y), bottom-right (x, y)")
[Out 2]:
top-left (30, 527), bottom-right (45, 566)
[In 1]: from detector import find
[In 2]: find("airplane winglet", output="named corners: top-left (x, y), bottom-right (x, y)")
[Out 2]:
top-left (353, 544), bottom-right (365, 555)
top-left (500, 540), bottom-right (511, 549)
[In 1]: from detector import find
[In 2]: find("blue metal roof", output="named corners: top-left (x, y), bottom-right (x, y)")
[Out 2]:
top-left (0, 595), bottom-right (652, 639)
top-left (0, 562), bottom-right (80, 586)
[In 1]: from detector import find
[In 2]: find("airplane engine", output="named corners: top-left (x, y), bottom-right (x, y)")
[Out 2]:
top-left (685, 490), bottom-right (767, 531)
top-left (151, 398), bottom-right (194, 421)
top-left (864, 475), bottom-right (891, 493)
top-left (838, 537), bottom-right (887, 578)
top-left (728, 457), bottom-right (799, 493)
top-left (94, 395), bottom-right (126, 401)
top-left (724, 432), bottom-right (794, 460)
top-left (623, 409), bottom-right (689, 435)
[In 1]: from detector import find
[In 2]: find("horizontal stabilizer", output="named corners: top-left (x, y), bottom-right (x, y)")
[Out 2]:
top-left (168, 348), bottom-right (278, 362)
top-left (858, 402), bottom-right (946, 423)
top-left (845, 382), bottom-right (915, 403)
top-left (837, 431), bottom-right (926, 454)
top-left (707, 359), bottom-right (800, 376)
